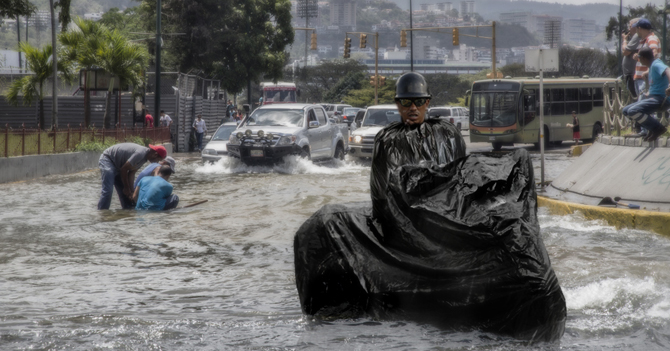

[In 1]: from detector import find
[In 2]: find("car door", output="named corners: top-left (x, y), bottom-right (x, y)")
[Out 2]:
top-left (313, 107), bottom-right (331, 158)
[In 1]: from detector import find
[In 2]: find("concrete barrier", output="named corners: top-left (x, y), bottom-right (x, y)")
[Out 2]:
top-left (538, 196), bottom-right (670, 238)
top-left (0, 151), bottom-right (101, 184)
top-left (551, 142), bottom-right (670, 205)
top-left (0, 143), bottom-right (173, 184)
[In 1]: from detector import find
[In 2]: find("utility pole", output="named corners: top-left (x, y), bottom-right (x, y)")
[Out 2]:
top-left (155, 0), bottom-right (162, 122)
top-left (619, 0), bottom-right (623, 76)
top-left (16, 16), bottom-right (21, 72)
top-left (49, 0), bottom-right (58, 129)
top-left (409, 0), bottom-right (413, 71)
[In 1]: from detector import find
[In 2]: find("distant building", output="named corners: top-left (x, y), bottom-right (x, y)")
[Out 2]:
top-left (460, 1), bottom-right (475, 16)
top-left (330, 0), bottom-right (356, 27)
top-left (437, 2), bottom-right (453, 12)
top-left (564, 18), bottom-right (597, 43)
top-left (83, 12), bottom-right (104, 21)
top-left (532, 15), bottom-right (563, 38)
top-left (499, 11), bottom-right (532, 28)
top-left (544, 20), bottom-right (562, 48)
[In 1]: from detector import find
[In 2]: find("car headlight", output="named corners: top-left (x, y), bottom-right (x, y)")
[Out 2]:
top-left (229, 134), bottom-right (240, 145)
top-left (278, 135), bottom-right (296, 146)
top-left (202, 148), bottom-right (217, 155)
top-left (352, 135), bottom-right (363, 144)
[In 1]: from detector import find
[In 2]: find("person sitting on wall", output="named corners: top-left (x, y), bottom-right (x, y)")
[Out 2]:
top-left (622, 47), bottom-right (670, 142)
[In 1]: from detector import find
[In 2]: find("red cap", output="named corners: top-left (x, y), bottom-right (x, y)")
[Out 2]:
top-left (149, 144), bottom-right (167, 159)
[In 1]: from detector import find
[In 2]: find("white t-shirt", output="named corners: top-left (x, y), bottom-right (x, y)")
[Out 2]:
top-left (160, 114), bottom-right (172, 127)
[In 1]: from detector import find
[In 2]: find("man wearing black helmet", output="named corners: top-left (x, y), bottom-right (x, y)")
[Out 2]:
top-left (371, 72), bottom-right (467, 220)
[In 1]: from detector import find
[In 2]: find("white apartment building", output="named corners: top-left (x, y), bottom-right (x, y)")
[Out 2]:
top-left (330, 0), bottom-right (356, 27)
top-left (460, 1), bottom-right (475, 16)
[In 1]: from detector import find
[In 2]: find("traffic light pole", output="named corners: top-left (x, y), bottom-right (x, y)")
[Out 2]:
top-left (400, 22), bottom-right (498, 78)
top-left (344, 31), bottom-right (380, 104)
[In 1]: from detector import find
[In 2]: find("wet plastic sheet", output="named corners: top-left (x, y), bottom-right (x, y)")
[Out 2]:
top-left (294, 120), bottom-right (566, 342)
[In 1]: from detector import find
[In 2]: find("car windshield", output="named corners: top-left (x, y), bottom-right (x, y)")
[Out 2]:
top-left (343, 108), bottom-right (359, 115)
top-left (429, 109), bottom-right (451, 117)
top-left (243, 109), bottom-right (304, 127)
top-left (211, 125), bottom-right (237, 141)
top-left (362, 109), bottom-right (402, 126)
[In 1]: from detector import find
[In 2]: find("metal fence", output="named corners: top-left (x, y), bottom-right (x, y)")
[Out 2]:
top-left (0, 124), bottom-right (171, 157)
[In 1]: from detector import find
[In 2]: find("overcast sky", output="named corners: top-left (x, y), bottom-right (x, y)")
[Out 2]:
top-left (531, 0), bottom-right (665, 6)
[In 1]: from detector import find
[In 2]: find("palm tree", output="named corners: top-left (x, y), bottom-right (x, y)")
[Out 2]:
top-left (59, 17), bottom-right (108, 127)
top-left (96, 29), bottom-right (148, 129)
top-left (6, 42), bottom-right (72, 129)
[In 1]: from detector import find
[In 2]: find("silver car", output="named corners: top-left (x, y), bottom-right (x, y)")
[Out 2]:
top-left (201, 122), bottom-right (239, 162)
top-left (428, 106), bottom-right (469, 130)
top-left (348, 105), bottom-right (402, 159)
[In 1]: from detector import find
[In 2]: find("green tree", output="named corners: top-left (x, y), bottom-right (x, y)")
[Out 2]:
top-left (96, 30), bottom-right (148, 129)
top-left (342, 76), bottom-right (396, 107)
top-left (0, 0), bottom-right (36, 17)
top-left (59, 17), bottom-right (109, 127)
top-left (6, 42), bottom-right (72, 128)
top-left (424, 74), bottom-right (472, 106)
top-left (323, 70), bottom-right (366, 103)
top-left (143, 0), bottom-right (294, 95)
top-left (293, 59), bottom-right (369, 102)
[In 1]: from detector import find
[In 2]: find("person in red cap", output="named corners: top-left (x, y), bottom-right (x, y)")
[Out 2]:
top-left (98, 143), bottom-right (166, 210)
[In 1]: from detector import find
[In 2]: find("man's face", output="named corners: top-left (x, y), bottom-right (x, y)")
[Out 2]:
top-left (395, 98), bottom-right (430, 126)
top-left (637, 27), bottom-right (651, 38)
top-left (147, 150), bottom-right (163, 163)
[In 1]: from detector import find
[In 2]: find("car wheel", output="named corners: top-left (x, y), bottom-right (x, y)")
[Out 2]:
top-left (300, 147), bottom-right (311, 160)
top-left (334, 144), bottom-right (345, 160)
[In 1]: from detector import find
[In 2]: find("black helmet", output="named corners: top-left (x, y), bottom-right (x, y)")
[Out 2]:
top-left (395, 72), bottom-right (431, 99)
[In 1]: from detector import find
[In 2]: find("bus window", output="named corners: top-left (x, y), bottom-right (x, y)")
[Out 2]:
top-left (522, 94), bottom-right (536, 125)
top-left (593, 88), bottom-right (604, 107)
top-left (472, 92), bottom-right (518, 128)
top-left (551, 89), bottom-right (565, 115)
top-left (579, 88), bottom-right (593, 114)
top-left (565, 88), bottom-right (579, 115)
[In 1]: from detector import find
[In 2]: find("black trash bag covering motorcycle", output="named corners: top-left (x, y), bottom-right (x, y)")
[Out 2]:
top-left (294, 121), bottom-right (566, 342)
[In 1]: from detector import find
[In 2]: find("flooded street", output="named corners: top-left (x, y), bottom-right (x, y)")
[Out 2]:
top-left (1, 152), bottom-right (670, 350)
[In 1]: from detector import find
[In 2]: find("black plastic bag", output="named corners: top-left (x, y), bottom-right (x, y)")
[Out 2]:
top-left (294, 120), bottom-right (566, 342)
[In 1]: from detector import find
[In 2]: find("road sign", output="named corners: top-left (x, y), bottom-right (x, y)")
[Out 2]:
top-left (525, 48), bottom-right (559, 72)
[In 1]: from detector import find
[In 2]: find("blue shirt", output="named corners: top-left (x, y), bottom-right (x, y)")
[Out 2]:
top-left (649, 58), bottom-right (670, 97)
top-left (135, 176), bottom-right (173, 210)
top-left (134, 163), bottom-right (160, 188)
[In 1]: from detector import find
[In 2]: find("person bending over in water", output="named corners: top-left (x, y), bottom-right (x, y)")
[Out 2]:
top-left (132, 164), bottom-right (179, 210)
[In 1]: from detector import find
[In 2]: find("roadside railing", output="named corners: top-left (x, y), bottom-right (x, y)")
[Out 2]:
top-left (603, 80), bottom-right (669, 137)
top-left (0, 124), bottom-right (171, 157)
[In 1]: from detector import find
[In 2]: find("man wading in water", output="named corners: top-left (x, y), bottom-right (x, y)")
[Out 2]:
top-left (98, 143), bottom-right (166, 210)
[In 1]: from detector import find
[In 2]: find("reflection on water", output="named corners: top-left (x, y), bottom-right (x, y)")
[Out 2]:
top-left (1, 154), bottom-right (669, 350)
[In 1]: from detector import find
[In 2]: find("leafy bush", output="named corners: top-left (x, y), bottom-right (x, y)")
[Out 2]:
top-left (74, 139), bottom-right (118, 152)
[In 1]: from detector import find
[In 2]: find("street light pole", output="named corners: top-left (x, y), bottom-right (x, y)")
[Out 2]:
top-left (618, 0), bottom-right (623, 76)
top-left (409, 0), bottom-right (414, 72)
top-left (375, 32), bottom-right (379, 105)
top-left (155, 0), bottom-right (162, 121)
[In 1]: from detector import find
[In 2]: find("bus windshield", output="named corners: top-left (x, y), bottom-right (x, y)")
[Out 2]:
top-left (264, 90), bottom-right (296, 103)
top-left (471, 92), bottom-right (518, 127)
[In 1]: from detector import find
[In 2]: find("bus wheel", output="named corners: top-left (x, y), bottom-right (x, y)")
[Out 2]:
top-left (492, 142), bottom-right (503, 151)
top-left (592, 123), bottom-right (603, 141)
top-left (536, 126), bottom-right (550, 149)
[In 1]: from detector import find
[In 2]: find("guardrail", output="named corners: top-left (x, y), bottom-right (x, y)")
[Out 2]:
top-left (603, 80), bottom-right (669, 136)
top-left (0, 124), bottom-right (171, 157)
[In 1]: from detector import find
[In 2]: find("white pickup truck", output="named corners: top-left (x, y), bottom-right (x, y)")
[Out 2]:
top-left (227, 103), bottom-right (348, 164)
top-left (348, 104), bottom-right (402, 159)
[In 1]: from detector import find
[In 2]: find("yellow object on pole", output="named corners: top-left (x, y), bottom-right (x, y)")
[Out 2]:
top-left (310, 32), bottom-right (317, 50)
top-left (400, 30), bottom-right (407, 47)
top-left (343, 37), bottom-right (351, 58)
top-left (360, 34), bottom-right (367, 48)
top-left (452, 28), bottom-right (459, 46)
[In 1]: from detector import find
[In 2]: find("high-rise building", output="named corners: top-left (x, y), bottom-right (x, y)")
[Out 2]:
top-left (544, 20), bottom-right (562, 48)
top-left (564, 18), bottom-right (597, 43)
top-left (460, 1), bottom-right (475, 16)
top-left (330, 0), bottom-right (357, 27)
top-left (437, 3), bottom-right (453, 12)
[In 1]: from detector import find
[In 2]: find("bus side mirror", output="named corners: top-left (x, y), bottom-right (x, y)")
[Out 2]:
top-left (464, 90), bottom-right (471, 107)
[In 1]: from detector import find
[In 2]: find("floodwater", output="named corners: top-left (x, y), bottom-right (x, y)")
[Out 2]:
top-left (1, 153), bottom-right (670, 350)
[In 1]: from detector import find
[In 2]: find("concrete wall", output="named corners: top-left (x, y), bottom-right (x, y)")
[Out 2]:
top-left (0, 143), bottom-right (173, 184)
top-left (0, 151), bottom-right (101, 184)
top-left (552, 140), bottom-right (670, 204)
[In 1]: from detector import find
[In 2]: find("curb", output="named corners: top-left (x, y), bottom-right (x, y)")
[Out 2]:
top-left (537, 196), bottom-right (670, 238)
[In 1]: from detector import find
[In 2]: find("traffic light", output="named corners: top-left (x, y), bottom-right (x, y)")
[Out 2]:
top-left (369, 75), bottom-right (376, 87)
top-left (343, 37), bottom-right (351, 58)
top-left (360, 34), bottom-right (367, 48)
top-left (310, 32), bottom-right (317, 50)
top-left (452, 27), bottom-right (459, 46)
top-left (379, 76), bottom-right (386, 86)
top-left (400, 30), bottom-right (407, 47)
